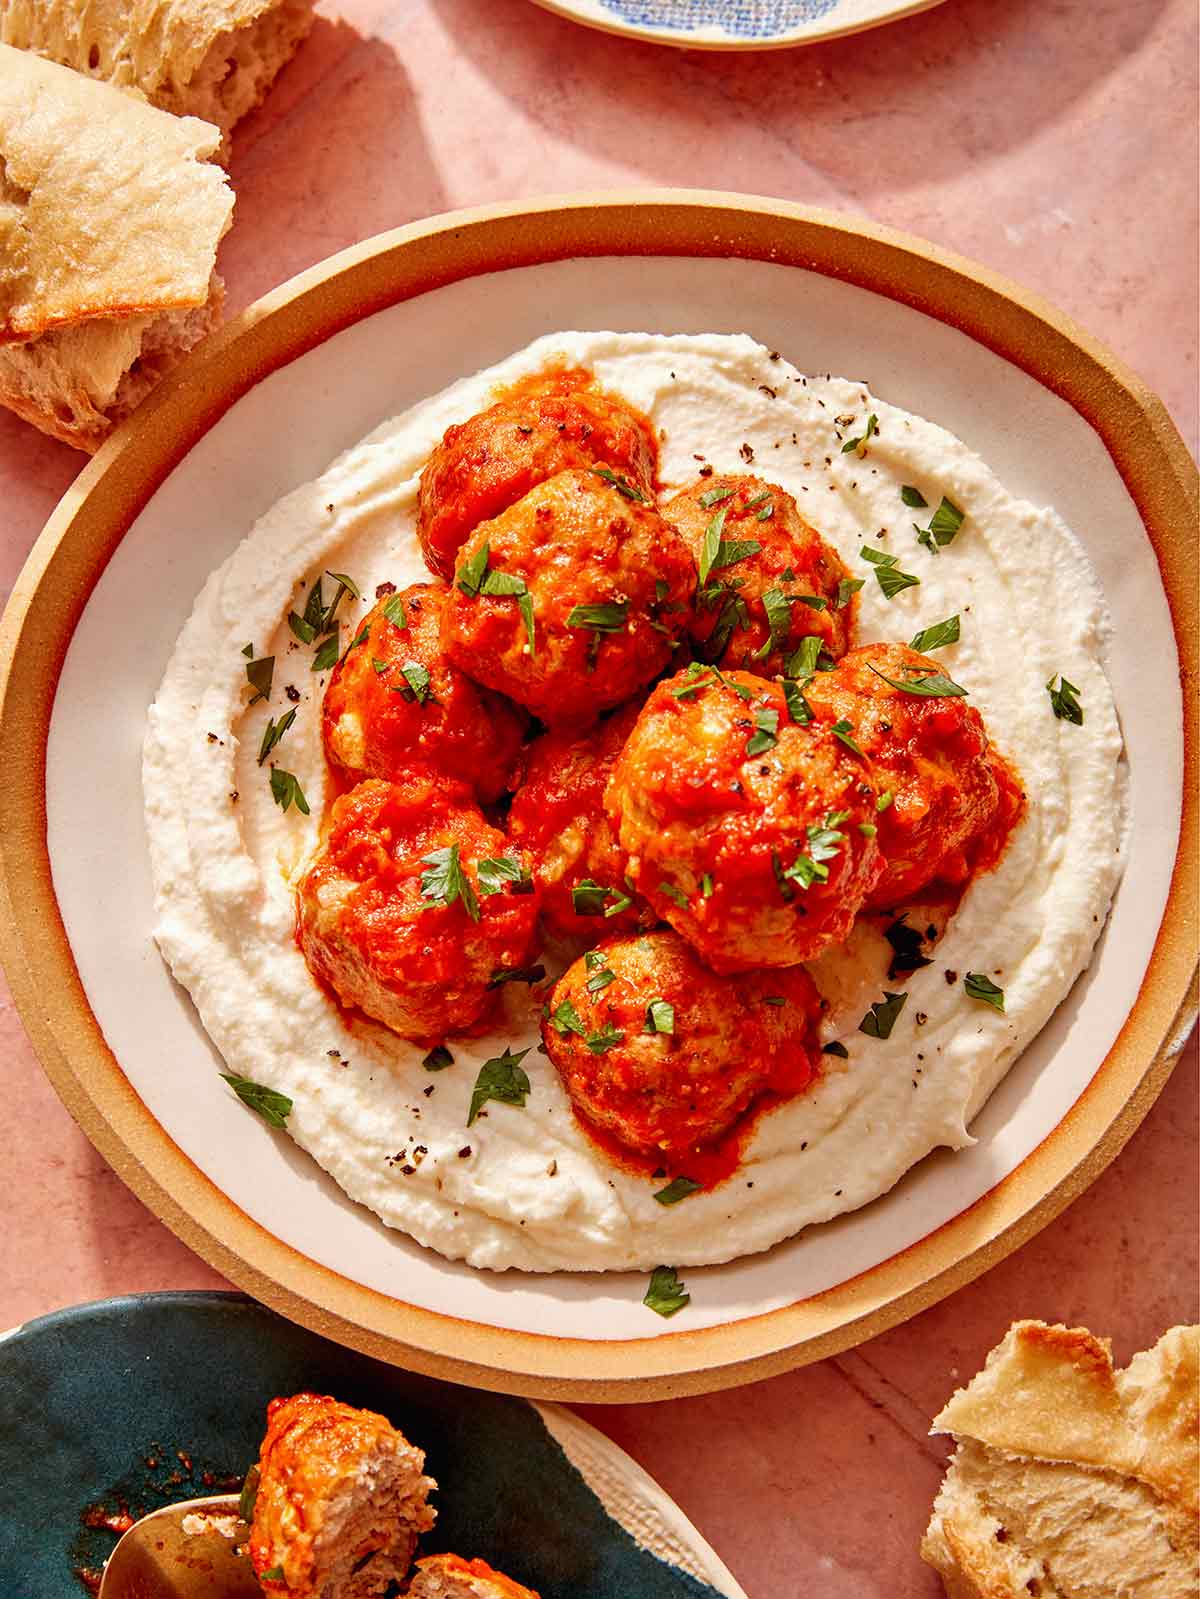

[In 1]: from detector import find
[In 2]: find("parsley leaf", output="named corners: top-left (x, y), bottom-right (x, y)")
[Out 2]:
top-left (456, 541), bottom-right (490, 597)
top-left (859, 991), bottom-right (908, 1039)
top-left (1047, 675), bottom-right (1084, 725)
top-left (257, 708), bottom-right (297, 766)
top-left (822, 1040), bottom-right (850, 1058)
top-left (836, 576), bottom-right (864, 609)
top-left (746, 706), bottom-right (780, 756)
top-left (592, 465), bottom-right (647, 501)
top-left (914, 496), bottom-right (965, 554)
top-left (220, 1073), bottom-right (292, 1128)
top-left (477, 856), bottom-right (531, 896)
top-left (644, 1265), bottom-right (690, 1317)
top-left (670, 661), bottom-right (753, 702)
top-left (311, 631), bottom-right (340, 673)
top-left (783, 811), bottom-right (848, 890)
top-left (782, 677), bottom-right (813, 725)
top-left (698, 507), bottom-right (761, 584)
top-left (419, 843), bottom-right (481, 923)
top-left (269, 769), bottom-right (309, 816)
top-left (658, 880), bottom-right (690, 909)
top-left (869, 664), bottom-right (967, 698)
top-left (467, 1047), bottom-right (531, 1125)
top-left (841, 412), bottom-right (878, 456)
top-left (586, 962), bottom-right (617, 993)
top-left (909, 615), bottom-right (961, 653)
top-left (245, 655), bottom-right (274, 705)
top-left (585, 1023), bottom-right (625, 1054)
top-left (885, 915), bottom-right (932, 976)
top-left (382, 592), bottom-right (407, 628)
top-left (549, 998), bottom-right (587, 1038)
top-left (964, 972), bottom-right (1006, 1011)
top-left (653, 1176), bottom-right (700, 1205)
top-left (900, 485), bottom-right (928, 508)
top-left (238, 1466), bottom-right (259, 1524)
top-left (698, 485), bottom-right (736, 508)
top-left (260, 1566), bottom-right (287, 1583)
top-left (567, 600), bottom-right (628, 633)
top-left (861, 544), bottom-right (920, 599)
top-left (488, 964), bottom-right (546, 988)
top-left (876, 788), bottom-right (894, 812)
top-left (785, 635), bottom-right (824, 680)
top-left (830, 718), bottom-right (865, 757)
top-left (393, 661), bottom-right (433, 704)
top-left (424, 1045), bottom-right (453, 1071)
top-left (644, 999), bottom-right (675, 1035)
top-left (759, 587), bottom-right (793, 654)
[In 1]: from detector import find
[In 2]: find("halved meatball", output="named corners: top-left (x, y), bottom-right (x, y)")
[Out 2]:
top-left (605, 665), bottom-right (883, 971)
top-left (507, 703), bottom-right (654, 939)
top-left (322, 582), bottom-right (525, 804)
top-left (661, 474), bottom-right (853, 676)
top-left (805, 642), bottom-right (1009, 909)
top-left (249, 1392), bottom-right (435, 1599)
top-left (542, 930), bottom-right (822, 1164)
top-left (417, 373), bottom-right (658, 579)
top-left (295, 774), bottom-right (540, 1042)
top-left (409, 1554), bottom-right (541, 1599)
top-left (440, 468), bottom-right (694, 725)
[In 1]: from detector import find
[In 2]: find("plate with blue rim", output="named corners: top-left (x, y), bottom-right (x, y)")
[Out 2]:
top-left (526, 0), bottom-right (948, 49)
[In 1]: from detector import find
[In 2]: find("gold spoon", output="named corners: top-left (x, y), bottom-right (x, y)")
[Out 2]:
top-left (96, 1493), bottom-right (263, 1598)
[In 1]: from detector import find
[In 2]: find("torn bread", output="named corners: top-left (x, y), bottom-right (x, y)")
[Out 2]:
top-left (0, 0), bottom-right (314, 136)
top-left (407, 1554), bottom-right (542, 1599)
top-left (922, 1320), bottom-right (1199, 1599)
top-left (0, 44), bottom-right (233, 450)
top-left (249, 1392), bottom-right (437, 1599)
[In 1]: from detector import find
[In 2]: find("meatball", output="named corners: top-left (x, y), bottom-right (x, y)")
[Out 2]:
top-left (661, 474), bottom-right (853, 676)
top-left (605, 665), bottom-right (883, 971)
top-left (543, 930), bottom-right (822, 1164)
top-left (322, 582), bottom-right (525, 804)
top-left (248, 1392), bottom-right (435, 1598)
top-left (440, 468), bottom-right (694, 725)
top-left (805, 642), bottom-right (1003, 908)
top-left (409, 1555), bottom-right (541, 1599)
top-left (296, 774), bottom-right (540, 1042)
top-left (417, 373), bottom-right (658, 579)
top-left (507, 703), bottom-right (654, 938)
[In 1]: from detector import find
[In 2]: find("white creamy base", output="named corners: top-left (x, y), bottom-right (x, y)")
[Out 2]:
top-left (143, 332), bottom-right (1126, 1273)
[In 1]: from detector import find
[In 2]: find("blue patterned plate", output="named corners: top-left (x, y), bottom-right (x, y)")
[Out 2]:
top-left (0, 1293), bottom-right (744, 1599)
top-left (527, 0), bottom-right (947, 49)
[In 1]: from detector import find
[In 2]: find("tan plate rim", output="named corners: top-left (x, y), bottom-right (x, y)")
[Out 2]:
top-left (0, 191), bottom-right (1195, 1402)
top-left (525, 0), bottom-right (948, 52)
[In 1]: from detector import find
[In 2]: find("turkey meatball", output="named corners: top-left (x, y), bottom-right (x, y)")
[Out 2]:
top-left (662, 474), bottom-right (853, 676)
top-left (507, 703), bottom-right (654, 939)
top-left (543, 930), bottom-right (823, 1164)
top-left (248, 1392), bottom-right (435, 1599)
top-left (605, 665), bottom-right (883, 971)
top-left (805, 642), bottom-right (1006, 909)
top-left (296, 774), bottom-right (540, 1042)
top-left (409, 1554), bottom-right (541, 1599)
top-left (440, 468), bottom-right (694, 725)
top-left (417, 373), bottom-right (658, 579)
top-left (322, 582), bottom-right (525, 804)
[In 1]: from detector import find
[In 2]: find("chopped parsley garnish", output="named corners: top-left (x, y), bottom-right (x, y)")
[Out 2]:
top-left (914, 496), bottom-right (965, 554)
top-left (964, 972), bottom-right (1006, 1011)
top-left (567, 600), bottom-right (628, 633)
top-left (340, 623), bottom-right (370, 663)
top-left (592, 465), bottom-right (647, 502)
top-left (700, 873), bottom-right (714, 898)
top-left (830, 718), bottom-right (865, 756)
top-left (585, 1023), bottom-right (625, 1054)
top-left (762, 995), bottom-right (786, 1007)
top-left (698, 484), bottom-right (736, 508)
top-left (456, 542), bottom-right (490, 597)
top-left (257, 708), bottom-right (296, 765)
top-left (644, 999), bottom-right (675, 1035)
top-left (861, 545), bottom-right (920, 600)
top-left (220, 1073), bottom-right (292, 1128)
top-left (746, 706), bottom-right (780, 756)
top-left (311, 632), bottom-right (340, 673)
top-left (326, 571), bottom-right (361, 600)
top-left (238, 1466), bottom-right (259, 1524)
top-left (391, 661), bottom-right (430, 703)
top-left (572, 878), bottom-right (630, 917)
top-left (604, 892), bottom-right (633, 918)
top-left (644, 1264), bottom-right (690, 1317)
top-left (289, 571), bottom-right (359, 650)
top-left (467, 1047), bottom-right (531, 1125)
top-left (653, 1176), bottom-right (700, 1205)
top-left (698, 507), bottom-right (761, 585)
top-left (477, 855), bottom-right (531, 896)
top-left (381, 592), bottom-right (407, 628)
top-left (755, 499), bottom-right (775, 521)
top-left (759, 587), bottom-right (793, 654)
top-left (900, 485), bottom-right (928, 508)
top-left (245, 654), bottom-right (274, 705)
top-left (876, 789), bottom-right (894, 812)
top-left (371, 657), bottom-right (388, 675)
top-left (909, 615), bottom-right (961, 653)
top-left (745, 491), bottom-right (772, 509)
top-left (420, 843), bottom-right (480, 923)
top-left (1046, 674), bottom-right (1084, 725)
top-left (868, 663), bottom-right (967, 698)
top-left (586, 964), bottom-right (617, 994)
top-left (671, 661), bottom-right (753, 702)
top-left (476, 565), bottom-right (536, 655)
top-left (782, 810), bottom-right (849, 892)
top-left (260, 1566), bottom-right (287, 1583)
top-left (269, 768), bottom-right (309, 816)
top-left (549, 998), bottom-right (587, 1038)
top-left (423, 1045), bottom-right (453, 1072)
top-left (822, 1040), bottom-right (849, 1058)
top-left (841, 412), bottom-right (878, 456)
top-left (885, 915), bottom-right (932, 976)
top-left (795, 594), bottom-right (827, 611)
top-left (781, 676), bottom-right (813, 726)
top-left (836, 576), bottom-right (864, 609)
top-left (859, 991), bottom-right (908, 1039)
top-left (658, 880), bottom-right (690, 909)
top-left (488, 964), bottom-right (546, 988)
top-left (785, 634), bottom-right (824, 681)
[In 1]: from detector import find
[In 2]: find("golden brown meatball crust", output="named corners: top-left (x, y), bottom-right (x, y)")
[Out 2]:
top-left (295, 774), bottom-right (540, 1042)
top-left (543, 930), bottom-right (823, 1164)
top-left (805, 642), bottom-right (1007, 909)
top-left (605, 665), bottom-right (883, 971)
top-left (417, 372), bottom-right (658, 580)
top-left (440, 468), bottom-right (694, 726)
top-left (322, 582), bottom-right (526, 804)
top-left (409, 1553), bottom-right (542, 1599)
top-left (662, 473), bottom-right (854, 675)
top-left (249, 1392), bottom-right (435, 1598)
top-left (507, 703), bottom-right (655, 939)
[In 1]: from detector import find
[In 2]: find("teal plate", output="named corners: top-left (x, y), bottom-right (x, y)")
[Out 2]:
top-left (0, 1292), bottom-right (733, 1598)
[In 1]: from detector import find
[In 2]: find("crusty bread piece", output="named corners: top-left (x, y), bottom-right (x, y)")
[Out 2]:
top-left (0, 44), bottom-right (233, 449)
top-left (407, 1554), bottom-right (542, 1599)
top-left (0, 0), bottom-right (314, 136)
top-left (922, 1321), bottom-right (1199, 1599)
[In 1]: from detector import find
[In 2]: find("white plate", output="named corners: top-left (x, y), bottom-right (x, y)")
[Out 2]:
top-left (528, 0), bottom-right (947, 49)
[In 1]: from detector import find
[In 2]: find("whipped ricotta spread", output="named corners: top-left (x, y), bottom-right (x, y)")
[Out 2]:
top-left (143, 332), bottom-right (1125, 1272)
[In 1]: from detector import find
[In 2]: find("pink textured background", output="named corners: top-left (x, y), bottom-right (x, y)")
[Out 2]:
top-left (0, 3), bottom-right (1195, 1595)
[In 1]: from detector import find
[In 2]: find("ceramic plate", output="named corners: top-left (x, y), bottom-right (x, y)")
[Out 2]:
top-left (0, 194), bottom-right (1194, 1400)
top-left (0, 1291), bottom-right (744, 1597)
top-left (527, 0), bottom-right (946, 50)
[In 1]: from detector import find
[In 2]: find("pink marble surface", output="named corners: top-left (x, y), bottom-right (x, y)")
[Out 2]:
top-left (0, 2), bottom-right (1196, 1595)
